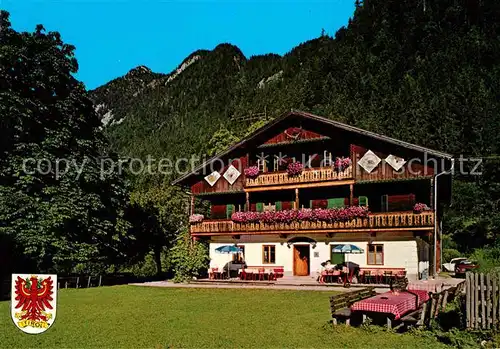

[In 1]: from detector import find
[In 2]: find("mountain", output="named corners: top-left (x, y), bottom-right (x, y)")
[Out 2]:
top-left (90, 0), bottom-right (500, 163)
top-left (89, 0), bottom-right (500, 254)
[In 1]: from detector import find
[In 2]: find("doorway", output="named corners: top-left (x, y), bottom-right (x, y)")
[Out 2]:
top-left (293, 245), bottom-right (310, 276)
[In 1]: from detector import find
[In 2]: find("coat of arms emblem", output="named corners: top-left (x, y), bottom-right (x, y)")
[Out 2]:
top-left (11, 274), bottom-right (57, 334)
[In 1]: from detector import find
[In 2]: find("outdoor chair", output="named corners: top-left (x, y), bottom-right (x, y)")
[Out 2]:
top-left (361, 270), bottom-right (371, 284)
top-left (384, 271), bottom-right (393, 284)
top-left (396, 270), bottom-right (407, 280)
top-left (256, 267), bottom-right (265, 281)
top-left (272, 268), bottom-right (284, 280)
top-left (209, 268), bottom-right (219, 280)
top-left (244, 269), bottom-right (253, 281)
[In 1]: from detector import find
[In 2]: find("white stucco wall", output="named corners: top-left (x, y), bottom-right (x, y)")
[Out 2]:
top-left (209, 240), bottom-right (419, 278)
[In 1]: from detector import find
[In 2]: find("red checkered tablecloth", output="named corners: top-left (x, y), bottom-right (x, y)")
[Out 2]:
top-left (406, 289), bottom-right (430, 304)
top-left (351, 291), bottom-right (426, 320)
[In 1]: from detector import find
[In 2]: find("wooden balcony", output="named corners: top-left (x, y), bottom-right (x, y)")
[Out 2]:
top-left (190, 211), bottom-right (434, 236)
top-left (245, 166), bottom-right (353, 188)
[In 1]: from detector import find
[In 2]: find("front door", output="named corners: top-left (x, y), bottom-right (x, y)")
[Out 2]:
top-left (293, 245), bottom-right (310, 276)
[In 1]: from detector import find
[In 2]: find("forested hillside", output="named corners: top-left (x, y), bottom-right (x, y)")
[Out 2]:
top-left (91, 0), bottom-right (500, 256)
top-left (3, 0), bottom-right (500, 279)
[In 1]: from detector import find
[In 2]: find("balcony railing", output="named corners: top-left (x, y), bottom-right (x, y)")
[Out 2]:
top-left (190, 211), bottom-right (434, 235)
top-left (245, 166), bottom-right (353, 187)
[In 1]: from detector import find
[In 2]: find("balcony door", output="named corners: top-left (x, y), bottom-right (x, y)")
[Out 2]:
top-left (293, 245), bottom-right (310, 276)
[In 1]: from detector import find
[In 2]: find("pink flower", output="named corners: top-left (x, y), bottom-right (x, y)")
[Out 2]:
top-left (287, 161), bottom-right (303, 176)
top-left (189, 214), bottom-right (204, 224)
top-left (230, 206), bottom-right (369, 224)
top-left (334, 157), bottom-right (352, 172)
top-left (413, 203), bottom-right (430, 213)
top-left (244, 166), bottom-right (260, 179)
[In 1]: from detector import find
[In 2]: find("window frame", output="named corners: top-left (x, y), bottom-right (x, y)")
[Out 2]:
top-left (367, 244), bottom-right (384, 265)
top-left (323, 150), bottom-right (332, 167)
top-left (273, 155), bottom-right (280, 171)
top-left (257, 158), bottom-right (267, 172)
top-left (262, 245), bottom-right (276, 264)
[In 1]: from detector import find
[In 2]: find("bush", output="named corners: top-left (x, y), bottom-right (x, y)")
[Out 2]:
top-left (442, 248), bottom-right (462, 263)
top-left (170, 230), bottom-right (209, 282)
top-left (469, 243), bottom-right (500, 273)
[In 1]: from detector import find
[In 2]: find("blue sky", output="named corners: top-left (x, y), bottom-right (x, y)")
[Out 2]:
top-left (3, 1), bottom-right (355, 90)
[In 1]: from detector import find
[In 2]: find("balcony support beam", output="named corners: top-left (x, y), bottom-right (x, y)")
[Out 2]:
top-left (295, 188), bottom-right (299, 209)
top-left (350, 184), bottom-right (354, 206)
top-left (190, 195), bottom-right (194, 216)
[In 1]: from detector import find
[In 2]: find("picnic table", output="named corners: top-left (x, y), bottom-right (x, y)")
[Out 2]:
top-left (351, 289), bottom-right (430, 328)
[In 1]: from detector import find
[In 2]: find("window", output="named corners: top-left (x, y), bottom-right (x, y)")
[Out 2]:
top-left (367, 244), bottom-right (384, 265)
top-left (323, 151), bottom-right (332, 166)
top-left (263, 245), bottom-right (276, 264)
top-left (257, 158), bottom-right (267, 172)
top-left (273, 155), bottom-right (280, 171)
top-left (233, 245), bottom-right (245, 262)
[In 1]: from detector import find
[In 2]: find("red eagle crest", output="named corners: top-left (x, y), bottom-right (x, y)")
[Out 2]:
top-left (14, 275), bottom-right (54, 321)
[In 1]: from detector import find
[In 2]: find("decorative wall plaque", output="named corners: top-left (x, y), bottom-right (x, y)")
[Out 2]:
top-left (223, 165), bottom-right (241, 185)
top-left (204, 171), bottom-right (220, 187)
top-left (358, 150), bottom-right (381, 173)
top-left (385, 154), bottom-right (406, 171)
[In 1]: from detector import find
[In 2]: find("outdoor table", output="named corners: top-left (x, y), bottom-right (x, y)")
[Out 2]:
top-left (319, 270), bottom-right (341, 283)
top-left (351, 290), bottom-right (429, 328)
top-left (238, 268), bottom-right (272, 280)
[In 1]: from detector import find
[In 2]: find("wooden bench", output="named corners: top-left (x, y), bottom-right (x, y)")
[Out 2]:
top-left (330, 287), bottom-right (376, 326)
top-left (400, 283), bottom-right (463, 329)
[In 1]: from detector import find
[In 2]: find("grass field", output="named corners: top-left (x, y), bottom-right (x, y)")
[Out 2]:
top-left (0, 285), bottom-right (449, 348)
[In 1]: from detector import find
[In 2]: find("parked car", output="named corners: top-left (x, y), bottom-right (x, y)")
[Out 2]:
top-left (442, 257), bottom-right (468, 272)
top-left (454, 259), bottom-right (479, 276)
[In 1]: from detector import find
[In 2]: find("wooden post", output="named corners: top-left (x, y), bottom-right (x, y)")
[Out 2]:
top-left (475, 272), bottom-right (479, 329)
top-left (87, 276), bottom-right (91, 288)
top-left (349, 184), bottom-right (354, 206)
top-left (430, 178), bottom-right (434, 208)
top-left (295, 188), bottom-right (299, 210)
top-left (493, 275), bottom-right (498, 330)
top-left (481, 273), bottom-right (486, 329)
top-left (419, 300), bottom-right (428, 327)
top-left (466, 273), bottom-right (471, 328)
top-left (487, 273), bottom-right (491, 329)
top-left (435, 293), bottom-right (444, 318)
top-left (498, 273), bottom-right (500, 330)
top-left (190, 195), bottom-right (195, 216)
top-left (76, 277), bottom-right (80, 289)
top-left (430, 294), bottom-right (437, 318)
top-left (441, 290), bottom-right (449, 312)
top-left (65, 281), bottom-right (68, 289)
top-left (246, 192), bottom-right (250, 212)
top-left (99, 275), bottom-right (102, 287)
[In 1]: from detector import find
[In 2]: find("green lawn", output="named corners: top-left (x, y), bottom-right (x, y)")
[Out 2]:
top-left (0, 286), bottom-right (449, 348)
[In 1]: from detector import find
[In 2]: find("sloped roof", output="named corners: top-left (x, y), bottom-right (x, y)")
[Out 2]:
top-left (172, 110), bottom-right (453, 186)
